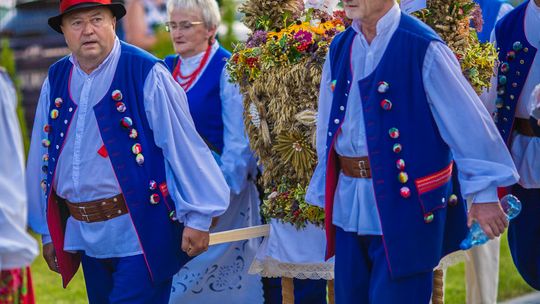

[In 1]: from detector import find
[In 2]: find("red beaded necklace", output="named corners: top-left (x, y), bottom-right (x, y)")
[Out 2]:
top-left (172, 44), bottom-right (212, 92)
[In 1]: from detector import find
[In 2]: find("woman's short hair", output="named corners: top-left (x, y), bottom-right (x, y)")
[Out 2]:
top-left (167, 0), bottom-right (221, 29)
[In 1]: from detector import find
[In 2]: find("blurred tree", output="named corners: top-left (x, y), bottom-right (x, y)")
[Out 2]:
top-left (0, 38), bottom-right (29, 153)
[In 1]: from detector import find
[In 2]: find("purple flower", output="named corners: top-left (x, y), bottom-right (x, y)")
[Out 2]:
top-left (246, 30), bottom-right (268, 48)
top-left (294, 30), bottom-right (313, 44)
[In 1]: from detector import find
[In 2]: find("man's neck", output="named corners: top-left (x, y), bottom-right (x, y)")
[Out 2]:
top-left (359, 2), bottom-right (394, 44)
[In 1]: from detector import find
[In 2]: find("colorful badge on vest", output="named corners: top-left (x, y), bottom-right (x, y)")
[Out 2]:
top-left (54, 97), bottom-right (63, 108)
top-left (112, 89), bottom-right (123, 101)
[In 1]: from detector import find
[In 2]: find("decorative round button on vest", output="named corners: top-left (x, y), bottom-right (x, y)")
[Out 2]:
top-left (513, 41), bottom-right (523, 51)
top-left (497, 86), bottom-right (506, 96)
top-left (54, 97), bottom-right (63, 108)
top-left (132, 143), bottom-right (142, 154)
top-left (135, 153), bottom-right (144, 166)
top-left (120, 117), bottom-right (133, 129)
top-left (506, 50), bottom-right (516, 61)
top-left (400, 187), bottom-right (411, 198)
top-left (392, 143), bottom-right (402, 153)
top-left (498, 75), bottom-right (507, 85)
top-left (500, 62), bottom-right (510, 74)
top-left (43, 124), bottom-right (51, 133)
top-left (42, 153), bottom-right (49, 162)
top-left (380, 99), bottom-right (392, 111)
top-left (495, 98), bottom-right (504, 109)
top-left (112, 89), bottom-right (123, 101)
top-left (424, 212), bottom-right (434, 223)
top-left (41, 165), bottom-right (48, 173)
top-left (398, 172), bottom-right (408, 183)
top-left (116, 102), bottom-right (126, 113)
top-left (448, 194), bottom-right (458, 206)
top-left (389, 128), bottom-right (399, 139)
top-left (150, 194), bottom-right (160, 205)
top-left (42, 139), bottom-right (50, 147)
top-left (129, 128), bottom-right (138, 139)
top-left (377, 81), bottom-right (389, 93)
top-left (169, 210), bottom-right (178, 221)
top-left (396, 159), bottom-right (405, 170)
top-left (334, 119), bottom-right (340, 124)
top-left (149, 180), bottom-right (157, 190)
top-left (50, 109), bottom-right (59, 119)
top-left (40, 180), bottom-right (47, 191)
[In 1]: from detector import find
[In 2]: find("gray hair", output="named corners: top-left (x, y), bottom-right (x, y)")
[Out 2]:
top-left (167, 0), bottom-right (221, 29)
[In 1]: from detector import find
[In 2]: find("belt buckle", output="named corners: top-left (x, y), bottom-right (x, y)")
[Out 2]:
top-left (79, 205), bottom-right (91, 223)
top-left (358, 160), bottom-right (368, 178)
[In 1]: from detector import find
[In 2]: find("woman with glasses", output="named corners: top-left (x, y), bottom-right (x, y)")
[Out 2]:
top-left (164, 0), bottom-right (264, 302)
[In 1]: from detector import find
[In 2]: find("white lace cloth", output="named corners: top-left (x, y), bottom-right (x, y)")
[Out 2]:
top-left (249, 219), bottom-right (334, 280)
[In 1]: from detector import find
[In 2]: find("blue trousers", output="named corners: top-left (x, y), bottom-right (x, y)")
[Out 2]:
top-left (334, 227), bottom-right (433, 304)
top-left (81, 254), bottom-right (172, 304)
top-left (508, 184), bottom-right (540, 290)
top-left (262, 277), bottom-right (327, 304)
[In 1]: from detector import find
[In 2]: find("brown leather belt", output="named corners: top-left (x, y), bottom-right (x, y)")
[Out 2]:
top-left (57, 194), bottom-right (128, 223)
top-left (338, 155), bottom-right (372, 178)
top-left (514, 118), bottom-right (538, 137)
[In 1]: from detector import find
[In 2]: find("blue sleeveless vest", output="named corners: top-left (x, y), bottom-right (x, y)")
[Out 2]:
top-left (44, 42), bottom-right (190, 286)
top-left (164, 47), bottom-right (230, 154)
top-left (494, 0), bottom-right (537, 144)
top-left (474, 0), bottom-right (507, 43)
top-left (325, 14), bottom-right (468, 278)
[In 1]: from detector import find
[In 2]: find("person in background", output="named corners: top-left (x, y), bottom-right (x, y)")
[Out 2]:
top-left (26, 0), bottom-right (229, 302)
top-left (0, 66), bottom-right (38, 304)
top-left (123, 0), bottom-right (167, 50)
top-left (481, 0), bottom-right (540, 291)
top-left (163, 0), bottom-right (264, 301)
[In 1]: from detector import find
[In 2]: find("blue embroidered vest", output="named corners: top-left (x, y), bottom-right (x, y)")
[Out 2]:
top-left (474, 0), bottom-right (507, 43)
top-left (494, 0), bottom-right (537, 144)
top-left (164, 47), bottom-right (230, 154)
top-left (325, 14), bottom-right (468, 278)
top-left (45, 42), bottom-right (190, 286)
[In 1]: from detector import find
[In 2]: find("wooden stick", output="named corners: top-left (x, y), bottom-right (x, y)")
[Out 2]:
top-left (432, 269), bottom-right (444, 304)
top-left (328, 279), bottom-right (335, 304)
top-left (282, 277), bottom-right (294, 304)
top-left (208, 224), bottom-right (270, 246)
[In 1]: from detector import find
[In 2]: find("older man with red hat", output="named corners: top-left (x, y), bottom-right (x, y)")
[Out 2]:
top-left (25, 0), bottom-right (230, 303)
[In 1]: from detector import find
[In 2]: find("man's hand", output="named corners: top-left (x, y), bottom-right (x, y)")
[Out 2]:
top-left (181, 226), bottom-right (209, 257)
top-left (468, 202), bottom-right (508, 239)
top-left (43, 243), bottom-right (60, 273)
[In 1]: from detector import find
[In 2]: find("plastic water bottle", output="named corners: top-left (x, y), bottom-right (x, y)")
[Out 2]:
top-left (459, 194), bottom-right (522, 250)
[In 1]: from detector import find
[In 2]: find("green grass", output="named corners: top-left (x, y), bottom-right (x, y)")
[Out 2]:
top-left (30, 232), bottom-right (533, 303)
top-left (31, 238), bottom-right (87, 304)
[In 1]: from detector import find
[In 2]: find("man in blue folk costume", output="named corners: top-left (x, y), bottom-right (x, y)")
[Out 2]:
top-left (25, 0), bottom-right (230, 303)
top-left (306, 0), bottom-right (519, 302)
top-left (481, 0), bottom-right (540, 291)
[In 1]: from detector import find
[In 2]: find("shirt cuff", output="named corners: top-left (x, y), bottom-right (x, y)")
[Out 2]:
top-left (184, 212), bottom-right (212, 232)
top-left (42, 234), bottom-right (52, 245)
top-left (471, 187), bottom-right (499, 204)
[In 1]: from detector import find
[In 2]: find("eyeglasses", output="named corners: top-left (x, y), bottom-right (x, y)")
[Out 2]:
top-left (165, 21), bottom-right (204, 32)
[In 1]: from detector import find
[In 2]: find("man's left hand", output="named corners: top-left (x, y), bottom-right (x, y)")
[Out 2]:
top-left (181, 226), bottom-right (209, 257)
top-left (467, 202), bottom-right (509, 239)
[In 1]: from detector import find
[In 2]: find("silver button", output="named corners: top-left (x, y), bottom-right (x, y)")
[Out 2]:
top-left (334, 119), bottom-right (340, 124)
top-left (64, 119), bottom-right (68, 124)
top-left (60, 132), bottom-right (64, 137)
top-left (340, 106), bottom-right (345, 111)
top-left (69, 107), bottom-right (73, 112)
top-left (328, 132), bottom-right (332, 136)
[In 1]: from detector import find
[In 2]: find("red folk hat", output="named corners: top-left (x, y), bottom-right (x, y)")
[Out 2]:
top-left (48, 0), bottom-right (126, 34)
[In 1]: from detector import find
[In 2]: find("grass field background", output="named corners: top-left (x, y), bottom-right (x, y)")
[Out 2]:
top-left (31, 232), bottom-right (533, 303)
